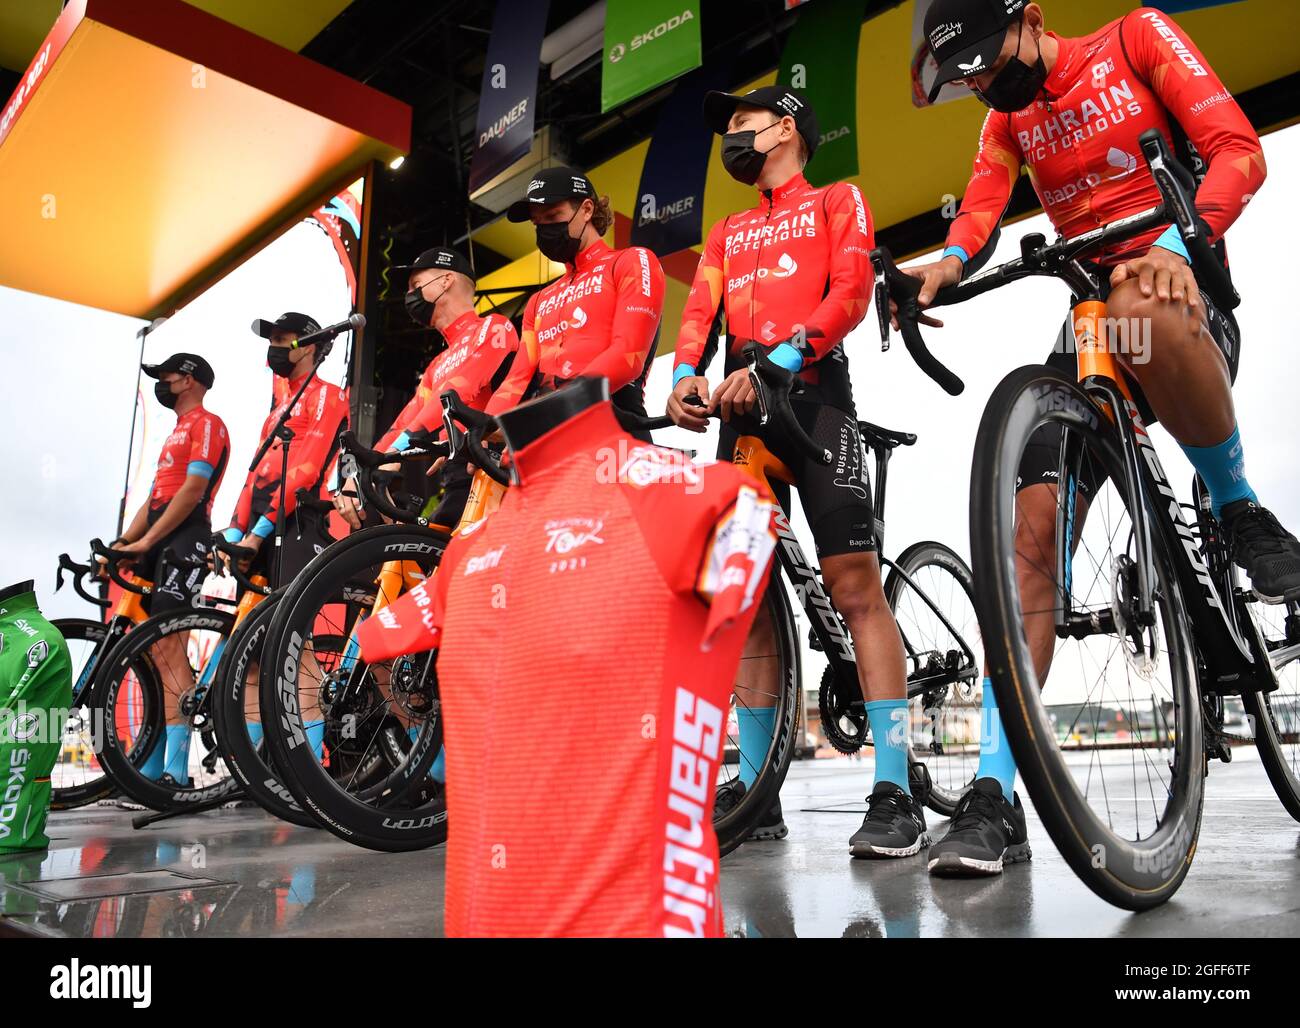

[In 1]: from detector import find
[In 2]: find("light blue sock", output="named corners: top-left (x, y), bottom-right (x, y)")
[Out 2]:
top-left (246, 721), bottom-right (264, 749)
top-left (139, 736), bottom-right (165, 779)
top-left (407, 726), bottom-right (446, 783)
top-left (1180, 426), bottom-right (1258, 519)
top-left (163, 724), bottom-right (191, 786)
top-left (304, 719), bottom-right (326, 762)
top-left (865, 699), bottom-right (910, 795)
top-left (737, 707), bottom-right (777, 789)
top-left (976, 679), bottom-right (1017, 802)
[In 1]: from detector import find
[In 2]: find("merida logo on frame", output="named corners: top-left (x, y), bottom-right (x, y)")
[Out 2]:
top-left (49, 960), bottom-right (152, 1008)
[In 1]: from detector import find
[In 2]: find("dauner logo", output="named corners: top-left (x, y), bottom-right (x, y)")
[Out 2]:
top-left (662, 686), bottom-right (723, 937)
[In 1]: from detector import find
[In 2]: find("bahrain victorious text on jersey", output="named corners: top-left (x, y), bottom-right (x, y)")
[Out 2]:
top-left (357, 401), bottom-right (778, 937)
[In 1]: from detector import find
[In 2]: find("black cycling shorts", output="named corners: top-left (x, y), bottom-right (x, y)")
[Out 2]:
top-left (718, 400), bottom-right (876, 558)
top-left (141, 515), bottom-right (212, 616)
top-left (248, 507), bottom-right (338, 589)
top-left (1018, 286), bottom-right (1241, 502)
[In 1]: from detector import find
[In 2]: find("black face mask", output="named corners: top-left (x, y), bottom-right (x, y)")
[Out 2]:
top-left (154, 380), bottom-right (179, 409)
top-left (404, 280), bottom-right (448, 328)
top-left (535, 209), bottom-right (584, 265)
top-left (721, 121), bottom-right (782, 186)
top-left (267, 345), bottom-right (297, 378)
top-left (973, 21), bottom-right (1047, 113)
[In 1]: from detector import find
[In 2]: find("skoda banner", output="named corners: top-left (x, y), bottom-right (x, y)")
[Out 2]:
top-left (468, 0), bottom-right (551, 194)
top-left (601, 0), bottom-right (702, 113)
top-left (629, 65), bottom-right (728, 257)
top-left (777, 0), bottom-right (864, 186)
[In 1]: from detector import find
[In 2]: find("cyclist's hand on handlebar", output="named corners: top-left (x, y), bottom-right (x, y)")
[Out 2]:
top-left (890, 256), bottom-right (962, 329)
top-left (1109, 246), bottom-right (1200, 311)
top-left (111, 539), bottom-right (151, 570)
top-left (711, 369), bottom-right (757, 423)
top-left (333, 477), bottom-right (366, 530)
top-left (426, 455), bottom-right (448, 478)
top-left (666, 376), bottom-right (712, 433)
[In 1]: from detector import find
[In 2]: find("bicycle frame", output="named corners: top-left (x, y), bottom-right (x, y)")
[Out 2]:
top-left (1057, 300), bottom-right (1276, 695)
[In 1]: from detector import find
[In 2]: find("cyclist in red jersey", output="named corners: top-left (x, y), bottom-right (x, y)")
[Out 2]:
top-left (910, 0), bottom-right (1299, 877)
top-left (484, 167), bottom-right (665, 430)
top-left (109, 352), bottom-right (229, 785)
top-left (223, 312), bottom-right (350, 587)
top-left (333, 247), bottom-right (519, 531)
top-left (667, 87), bottom-right (930, 859)
top-left (355, 382), bottom-right (778, 937)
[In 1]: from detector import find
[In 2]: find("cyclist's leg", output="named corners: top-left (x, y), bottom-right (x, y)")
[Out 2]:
top-left (143, 523), bottom-right (210, 783)
top-left (1111, 279), bottom-right (1298, 597)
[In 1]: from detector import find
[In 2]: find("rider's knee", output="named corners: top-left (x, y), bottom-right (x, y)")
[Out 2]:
top-left (824, 567), bottom-right (888, 626)
top-left (1107, 280), bottom-right (1199, 353)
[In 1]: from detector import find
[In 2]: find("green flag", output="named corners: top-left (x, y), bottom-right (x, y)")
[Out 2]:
top-left (602, 0), bottom-right (701, 113)
top-left (778, 0), bottom-right (864, 185)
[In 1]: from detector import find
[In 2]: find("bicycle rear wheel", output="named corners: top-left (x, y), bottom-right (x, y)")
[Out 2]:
top-left (50, 618), bottom-right (118, 809)
top-left (884, 541), bottom-right (982, 817)
top-left (1241, 599), bottom-right (1300, 820)
top-left (261, 524), bottom-right (447, 852)
top-left (970, 365), bottom-right (1202, 911)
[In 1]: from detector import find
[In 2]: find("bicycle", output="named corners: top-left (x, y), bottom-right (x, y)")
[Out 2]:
top-left (47, 551), bottom-right (153, 809)
top-left (652, 345), bottom-right (983, 853)
top-left (255, 412), bottom-right (494, 851)
top-left (878, 127), bottom-right (1298, 909)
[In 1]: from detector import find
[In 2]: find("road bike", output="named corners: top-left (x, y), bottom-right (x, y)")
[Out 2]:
top-left (877, 128), bottom-right (1299, 909)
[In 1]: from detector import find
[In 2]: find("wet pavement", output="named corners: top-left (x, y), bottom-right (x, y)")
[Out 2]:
top-left (2, 751), bottom-right (1297, 938)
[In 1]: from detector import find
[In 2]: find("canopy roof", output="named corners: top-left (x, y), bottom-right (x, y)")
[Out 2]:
top-left (0, 0), bottom-right (409, 319)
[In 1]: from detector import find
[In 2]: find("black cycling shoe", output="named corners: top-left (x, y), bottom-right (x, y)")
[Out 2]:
top-left (849, 783), bottom-right (930, 859)
top-left (747, 798), bottom-right (788, 841)
top-left (1221, 499), bottom-right (1300, 603)
top-left (715, 777), bottom-right (746, 818)
top-left (928, 777), bottom-right (1031, 877)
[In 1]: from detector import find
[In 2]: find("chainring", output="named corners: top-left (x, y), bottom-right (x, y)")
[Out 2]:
top-left (819, 664), bottom-right (868, 754)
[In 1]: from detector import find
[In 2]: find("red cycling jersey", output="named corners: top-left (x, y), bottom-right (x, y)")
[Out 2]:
top-left (676, 172), bottom-right (875, 413)
top-left (357, 401), bottom-right (778, 937)
top-left (946, 7), bottom-right (1266, 267)
top-left (148, 405), bottom-right (230, 522)
top-left (230, 376), bottom-right (349, 534)
top-left (486, 239), bottom-right (665, 418)
top-left (375, 310), bottom-right (519, 452)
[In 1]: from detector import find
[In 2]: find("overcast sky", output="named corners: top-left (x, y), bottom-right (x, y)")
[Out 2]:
top-left (3, 126), bottom-right (1297, 640)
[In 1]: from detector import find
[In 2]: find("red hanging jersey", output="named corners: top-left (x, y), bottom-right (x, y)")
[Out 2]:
top-left (148, 405), bottom-right (229, 521)
top-left (357, 402), bottom-right (778, 937)
top-left (375, 310), bottom-right (519, 452)
top-left (945, 8), bottom-right (1266, 267)
top-left (486, 240), bottom-right (665, 419)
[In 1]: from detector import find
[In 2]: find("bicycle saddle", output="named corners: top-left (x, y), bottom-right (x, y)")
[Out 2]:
top-left (858, 420), bottom-right (917, 450)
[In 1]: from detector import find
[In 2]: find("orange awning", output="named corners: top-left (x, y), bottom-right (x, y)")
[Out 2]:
top-left (0, 0), bottom-right (410, 320)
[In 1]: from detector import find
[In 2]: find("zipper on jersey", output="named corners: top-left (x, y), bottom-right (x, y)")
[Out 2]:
top-left (752, 190), bottom-right (775, 343)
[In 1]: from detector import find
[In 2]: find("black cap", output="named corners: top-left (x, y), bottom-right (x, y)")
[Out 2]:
top-left (505, 166), bottom-right (598, 222)
top-left (250, 312), bottom-right (321, 340)
top-left (392, 247), bottom-right (475, 281)
top-left (142, 352), bottom-right (215, 389)
top-left (924, 0), bottom-right (1026, 103)
top-left (703, 86), bottom-right (820, 159)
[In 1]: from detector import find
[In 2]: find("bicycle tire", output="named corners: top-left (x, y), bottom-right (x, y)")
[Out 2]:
top-left (715, 577), bottom-right (802, 857)
top-left (970, 365), bottom-right (1203, 911)
top-left (91, 606), bottom-right (241, 812)
top-left (49, 618), bottom-right (118, 810)
top-left (884, 541), bottom-right (980, 818)
top-left (261, 524), bottom-right (447, 852)
top-left (211, 593), bottom-right (320, 829)
top-left (1239, 601), bottom-right (1300, 820)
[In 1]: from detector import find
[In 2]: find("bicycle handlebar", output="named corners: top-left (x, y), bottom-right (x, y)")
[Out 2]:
top-left (439, 390), bottom-right (510, 487)
top-left (209, 535), bottom-right (271, 596)
top-left (56, 552), bottom-right (111, 609)
top-left (876, 129), bottom-right (1240, 390)
top-left (336, 430), bottom-right (449, 526)
top-left (742, 342), bottom-right (833, 466)
top-left (89, 538), bottom-right (151, 595)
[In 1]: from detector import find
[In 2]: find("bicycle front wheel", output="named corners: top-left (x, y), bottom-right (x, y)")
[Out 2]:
top-left (1241, 599), bottom-right (1300, 820)
top-left (260, 524), bottom-right (448, 852)
top-left (50, 618), bottom-right (118, 809)
top-left (970, 365), bottom-right (1203, 911)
